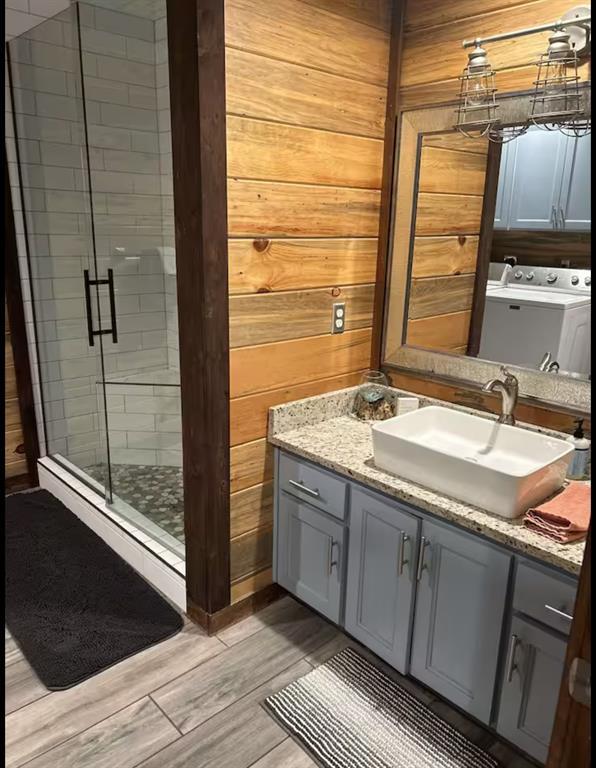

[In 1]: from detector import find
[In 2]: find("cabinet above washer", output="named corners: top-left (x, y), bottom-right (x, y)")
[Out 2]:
top-left (495, 127), bottom-right (591, 232)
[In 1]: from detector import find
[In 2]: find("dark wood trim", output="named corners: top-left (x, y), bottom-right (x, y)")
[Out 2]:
top-left (4, 150), bottom-right (39, 486)
top-left (167, 0), bottom-right (231, 615)
top-left (4, 473), bottom-right (35, 494)
top-left (547, 526), bottom-right (590, 767)
top-left (467, 141), bottom-right (502, 357)
top-left (383, 366), bottom-right (591, 435)
top-left (187, 583), bottom-right (284, 635)
top-left (371, 0), bottom-right (406, 369)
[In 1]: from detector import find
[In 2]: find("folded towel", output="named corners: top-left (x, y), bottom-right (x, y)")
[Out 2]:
top-left (524, 482), bottom-right (591, 543)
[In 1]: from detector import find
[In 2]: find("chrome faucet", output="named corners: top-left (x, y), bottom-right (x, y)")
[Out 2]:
top-left (482, 367), bottom-right (519, 426)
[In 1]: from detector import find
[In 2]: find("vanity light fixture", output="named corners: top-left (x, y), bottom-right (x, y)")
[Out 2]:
top-left (455, 6), bottom-right (591, 142)
top-left (454, 43), bottom-right (501, 139)
top-left (530, 28), bottom-right (590, 136)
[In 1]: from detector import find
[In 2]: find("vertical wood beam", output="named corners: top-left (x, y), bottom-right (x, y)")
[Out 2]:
top-left (166, 0), bottom-right (231, 616)
top-left (4, 150), bottom-right (40, 486)
top-left (371, 0), bottom-right (406, 369)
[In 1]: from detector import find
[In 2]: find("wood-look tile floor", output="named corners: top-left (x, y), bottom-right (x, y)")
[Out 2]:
top-left (5, 597), bottom-right (536, 768)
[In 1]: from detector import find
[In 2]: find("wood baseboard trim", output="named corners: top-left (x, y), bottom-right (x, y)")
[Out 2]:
top-left (186, 582), bottom-right (285, 635)
top-left (4, 472), bottom-right (35, 494)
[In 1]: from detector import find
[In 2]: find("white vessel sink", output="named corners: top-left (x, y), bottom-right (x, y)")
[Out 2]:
top-left (371, 406), bottom-right (574, 519)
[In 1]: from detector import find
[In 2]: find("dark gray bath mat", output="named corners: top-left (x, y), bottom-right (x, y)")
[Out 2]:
top-left (264, 647), bottom-right (499, 768)
top-left (5, 489), bottom-right (183, 690)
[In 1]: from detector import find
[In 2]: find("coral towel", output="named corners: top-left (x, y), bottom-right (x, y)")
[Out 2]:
top-left (524, 482), bottom-right (591, 543)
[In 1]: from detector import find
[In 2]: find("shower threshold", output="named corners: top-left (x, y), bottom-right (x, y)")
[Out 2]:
top-left (41, 457), bottom-right (186, 609)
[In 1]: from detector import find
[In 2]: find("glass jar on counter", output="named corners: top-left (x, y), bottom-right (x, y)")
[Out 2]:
top-left (353, 370), bottom-right (395, 421)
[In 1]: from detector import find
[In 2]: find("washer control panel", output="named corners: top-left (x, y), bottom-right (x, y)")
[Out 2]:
top-left (508, 266), bottom-right (591, 292)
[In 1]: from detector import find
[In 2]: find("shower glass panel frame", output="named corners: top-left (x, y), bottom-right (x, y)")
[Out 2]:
top-left (7, 1), bottom-right (184, 567)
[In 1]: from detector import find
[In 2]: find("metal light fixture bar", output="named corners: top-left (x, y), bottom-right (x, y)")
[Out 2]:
top-left (462, 14), bottom-right (591, 49)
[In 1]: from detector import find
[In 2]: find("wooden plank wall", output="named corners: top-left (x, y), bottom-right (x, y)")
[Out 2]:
top-left (405, 133), bottom-right (488, 353)
top-left (224, 0), bottom-right (392, 601)
top-left (5, 297), bottom-right (27, 480)
top-left (400, 0), bottom-right (590, 109)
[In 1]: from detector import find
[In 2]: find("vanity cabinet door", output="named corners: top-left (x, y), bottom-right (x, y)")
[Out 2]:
top-left (496, 615), bottom-right (567, 763)
top-left (277, 492), bottom-right (344, 624)
top-left (409, 519), bottom-right (511, 724)
top-left (505, 127), bottom-right (568, 230)
top-left (344, 488), bottom-right (420, 674)
top-left (558, 131), bottom-right (591, 231)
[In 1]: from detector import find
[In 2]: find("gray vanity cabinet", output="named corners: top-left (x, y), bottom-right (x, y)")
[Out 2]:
top-left (273, 449), bottom-right (577, 759)
top-left (344, 487), bottom-right (420, 674)
top-left (409, 518), bottom-right (512, 724)
top-left (276, 492), bottom-right (345, 624)
top-left (496, 615), bottom-right (567, 763)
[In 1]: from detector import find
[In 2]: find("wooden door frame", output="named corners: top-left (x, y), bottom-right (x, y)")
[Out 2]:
top-left (547, 525), bottom-right (591, 767)
top-left (4, 149), bottom-right (40, 489)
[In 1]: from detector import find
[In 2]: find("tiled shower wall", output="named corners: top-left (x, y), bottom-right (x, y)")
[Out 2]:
top-left (5, 1), bottom-right (181, 473)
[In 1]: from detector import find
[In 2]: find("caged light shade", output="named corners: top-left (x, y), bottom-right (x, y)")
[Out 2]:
top-left (530, 29), bottom-right (589, 135)
top-left (455, 44), bottom-right (500, 137)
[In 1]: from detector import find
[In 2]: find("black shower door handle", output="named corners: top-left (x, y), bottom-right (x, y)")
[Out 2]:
top-left (83, 268), bottom-right (118, 347)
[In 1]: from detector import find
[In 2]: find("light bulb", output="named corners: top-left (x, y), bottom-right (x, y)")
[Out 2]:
top-left (546, 61), bottom-right (567, 94)
top-left (467, 76), bottom-right (487, 106)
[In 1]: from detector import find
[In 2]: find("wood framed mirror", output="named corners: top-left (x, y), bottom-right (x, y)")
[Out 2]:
top-left (381, 88), bottom-right (591, 414)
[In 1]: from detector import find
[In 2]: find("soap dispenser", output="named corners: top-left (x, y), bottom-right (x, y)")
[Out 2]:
top-left (566, 419), bottom-right (590, 480)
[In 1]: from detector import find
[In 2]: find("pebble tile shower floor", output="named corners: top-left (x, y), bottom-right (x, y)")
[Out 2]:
top-left (86, 464), bottom-right (185, 543)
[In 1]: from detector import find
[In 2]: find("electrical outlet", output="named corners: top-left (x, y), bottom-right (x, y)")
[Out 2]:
top-left (332, 302), bottom-right (345, 334)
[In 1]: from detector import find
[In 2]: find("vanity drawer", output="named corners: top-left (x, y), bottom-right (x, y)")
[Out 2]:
top-left (279, 452), bottom-right (347, 521)
top-left (513, 561), bottom-right (577, 635)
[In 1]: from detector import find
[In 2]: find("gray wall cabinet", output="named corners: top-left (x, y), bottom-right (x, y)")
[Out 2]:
top-left (559, 132), bottom-right (591, 231)
top-left (273, 449), bottom-right (576, 762)
top-left (276, 491), bottom-right (344, 624)
top-left (496, 615), bottom-right (567, 763)
top-left (409, 518), bottom-right (511, 723)
top-left (494, 127), bottom-right (591, 231)
top-left (344, 487), bottom-right (420, 674)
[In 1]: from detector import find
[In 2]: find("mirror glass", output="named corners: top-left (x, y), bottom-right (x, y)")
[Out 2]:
top-left (402, 125), bottom-right (591, 381)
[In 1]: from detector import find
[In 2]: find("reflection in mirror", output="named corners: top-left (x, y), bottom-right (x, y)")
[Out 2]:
top-left (403, 125), bottom-right (591, 381)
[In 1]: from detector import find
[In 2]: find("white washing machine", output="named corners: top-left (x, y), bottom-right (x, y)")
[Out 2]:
top-left (479, 266), bottom-right (591, 376)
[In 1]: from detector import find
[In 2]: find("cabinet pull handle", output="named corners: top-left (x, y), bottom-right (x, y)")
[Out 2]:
top-left (398, 532), bottom-right (409, 576)
top-left (416, 536), bottom-right (429, 581)
top-left (545, 604), bottom-right (573, 622)
top-left (328, 539), bottom-right (339, 575)
top-left (288, 479), bottom-right (320, 499)
top-left (551, 205), bottom-right (558, 229)
top-left (505, 633), bottom-right (519, 682)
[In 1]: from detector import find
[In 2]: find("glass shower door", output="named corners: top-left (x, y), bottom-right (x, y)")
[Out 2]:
top-left (7, 5), bottom-right (112, 496)
top-left (8, 0), bottom-right (185, 567)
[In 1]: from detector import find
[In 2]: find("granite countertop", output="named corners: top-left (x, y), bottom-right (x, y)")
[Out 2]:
top-left (268, 387), bottom-right (588, 576)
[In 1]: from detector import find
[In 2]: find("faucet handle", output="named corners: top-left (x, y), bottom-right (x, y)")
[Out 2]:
top-left (500, 366), bottom-right (518, 385)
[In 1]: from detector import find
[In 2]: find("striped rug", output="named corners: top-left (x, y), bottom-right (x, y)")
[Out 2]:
top-left (264, 647), bottom-right (499, 768)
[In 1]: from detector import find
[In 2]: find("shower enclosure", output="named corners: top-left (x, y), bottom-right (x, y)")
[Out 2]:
top-left (7, 1), bottom-right (185, 574)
